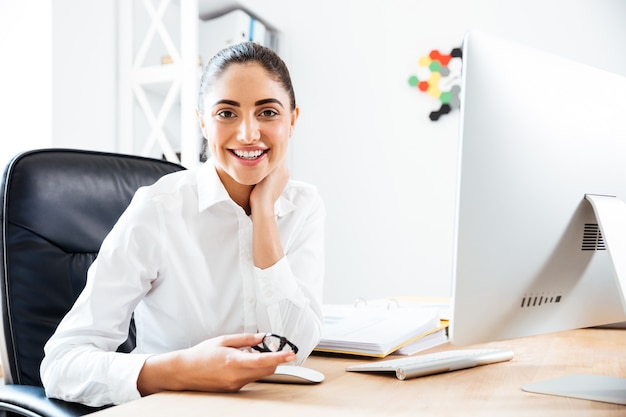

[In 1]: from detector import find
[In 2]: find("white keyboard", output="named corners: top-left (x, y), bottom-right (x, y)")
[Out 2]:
top-left (346, 348), bottom-right (514, 380)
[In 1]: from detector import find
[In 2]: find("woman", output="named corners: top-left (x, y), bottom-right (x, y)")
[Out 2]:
top-left (41, 42), bottom-right (325, 407)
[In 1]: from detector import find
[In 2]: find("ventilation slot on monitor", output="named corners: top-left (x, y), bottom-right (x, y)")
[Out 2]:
top-left (521, 294), bottom-right (562, 308)
top-left (581, 223), bottom-right (606, 251)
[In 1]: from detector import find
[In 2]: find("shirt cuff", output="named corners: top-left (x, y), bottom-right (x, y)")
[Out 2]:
top-left (254, 257), bottom-right (300, 305)
top-left (107, 353), bottom-right (152, 405)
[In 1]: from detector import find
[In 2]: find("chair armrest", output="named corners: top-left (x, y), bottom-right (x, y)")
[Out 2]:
top-left (0, 385), bottom-right (108, 417)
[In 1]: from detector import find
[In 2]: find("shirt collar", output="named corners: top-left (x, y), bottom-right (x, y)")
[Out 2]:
top-left (197, 158), bottom-right (231, 212)
top-left (197, 157), bottom-right (297, 218)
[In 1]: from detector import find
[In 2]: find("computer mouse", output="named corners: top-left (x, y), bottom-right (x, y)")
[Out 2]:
top-left (258, 365), bottom-right (325, 384)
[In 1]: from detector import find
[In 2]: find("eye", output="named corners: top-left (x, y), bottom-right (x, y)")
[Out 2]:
top-left (216, 110), bottom-right (236, 119)
top-left (259, 109), bottom-right (278, 118)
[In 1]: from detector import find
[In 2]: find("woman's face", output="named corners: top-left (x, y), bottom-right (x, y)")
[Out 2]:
top-left (198, 63), bottom-right (298, 189)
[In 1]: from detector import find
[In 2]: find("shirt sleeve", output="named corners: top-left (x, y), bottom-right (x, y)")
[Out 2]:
top-left (253, 188), bottom-right (325, 363)
top-left (40, 188), bottom-right (161, 407)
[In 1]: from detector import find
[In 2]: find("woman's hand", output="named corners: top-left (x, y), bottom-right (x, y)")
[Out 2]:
top-left (250, 158), bottom-right (290, 217)
top-left (137, 333), bottom-right (296, 395)
top-left (249, 158), bottom-right (290, 269)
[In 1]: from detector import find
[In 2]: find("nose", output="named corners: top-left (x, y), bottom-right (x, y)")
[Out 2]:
top-left (237, 116), bottom-right (261, 143)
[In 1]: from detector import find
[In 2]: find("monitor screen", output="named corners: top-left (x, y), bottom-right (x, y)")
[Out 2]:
top-left (449, 31), bottom-right (626, 403)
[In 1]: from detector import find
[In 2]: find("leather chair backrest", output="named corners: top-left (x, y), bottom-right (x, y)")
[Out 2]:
top-left (0, 149), bottom-right (185, 386)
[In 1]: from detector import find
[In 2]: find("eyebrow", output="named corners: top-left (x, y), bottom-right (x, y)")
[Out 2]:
top-left (211, 98), bottom-right (285, 109)
top-left (255, 98), bottom-right (284, 108)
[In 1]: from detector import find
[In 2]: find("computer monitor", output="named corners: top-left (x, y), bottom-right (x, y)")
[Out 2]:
top-left (449, 31), bottom-right (626, 404)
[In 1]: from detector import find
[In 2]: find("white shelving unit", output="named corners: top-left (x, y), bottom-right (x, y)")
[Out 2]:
top-left (117, 0), bottom-right (201, 168)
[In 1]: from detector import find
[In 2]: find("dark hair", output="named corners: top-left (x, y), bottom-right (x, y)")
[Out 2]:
top-left (197, 42), bottom-right (296, 113)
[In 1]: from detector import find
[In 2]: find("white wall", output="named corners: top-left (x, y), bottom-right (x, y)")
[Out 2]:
top-left (0, 1), bottom-right (53, 168)
top-left (52, 0), bottom-right (117, 153)
top-left (44, 0), bottom-right (626, 304)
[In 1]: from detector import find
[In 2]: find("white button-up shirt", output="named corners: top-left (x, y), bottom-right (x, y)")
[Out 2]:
top-left (40, 159), bottom-right (325, 406)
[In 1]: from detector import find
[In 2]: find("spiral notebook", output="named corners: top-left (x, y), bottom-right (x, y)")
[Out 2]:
top-left (315, 298), bottom-right (447, 358)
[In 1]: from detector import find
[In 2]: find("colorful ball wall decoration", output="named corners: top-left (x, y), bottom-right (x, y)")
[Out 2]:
top-left (409, 46), bottom-right (462, 121)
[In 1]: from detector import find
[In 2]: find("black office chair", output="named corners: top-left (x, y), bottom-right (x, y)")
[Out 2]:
top-left (0, 149), bottom-right (185, 416)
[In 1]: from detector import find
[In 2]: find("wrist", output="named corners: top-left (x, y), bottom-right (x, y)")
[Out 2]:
top-left (250, 202), bottom-right (275, 220)
top-left (137, 351), bottom-right (185, 395)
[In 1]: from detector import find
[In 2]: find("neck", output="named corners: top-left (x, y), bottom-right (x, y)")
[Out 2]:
top-left (215, 168), bottom-right (253, 214)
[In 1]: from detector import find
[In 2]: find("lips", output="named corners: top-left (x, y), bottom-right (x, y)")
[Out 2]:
top-left (229, 148), bottom-right (269, 166)
top-left (231, 149), bottom-right (267, 159)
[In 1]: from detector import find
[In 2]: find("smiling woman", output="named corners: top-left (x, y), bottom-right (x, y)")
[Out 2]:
top-left (196, 44), bottom-right (299, 215)
top-left (40, 42), bottom-right (325, 407)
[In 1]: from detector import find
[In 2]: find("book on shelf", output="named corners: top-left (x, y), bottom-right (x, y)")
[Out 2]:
top-left (315, 297), bottom-right (449, 358)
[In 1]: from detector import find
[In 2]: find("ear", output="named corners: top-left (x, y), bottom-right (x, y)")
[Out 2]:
top-left (289, 106), bottom-right (300, 138)
top-left (196, 109), bottom-right (208, 138)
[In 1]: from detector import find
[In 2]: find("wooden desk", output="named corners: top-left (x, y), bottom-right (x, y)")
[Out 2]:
top-left (93, 329), bottom-right (626, 416)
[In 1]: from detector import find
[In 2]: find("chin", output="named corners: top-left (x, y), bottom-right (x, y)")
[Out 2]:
top-left (237, 179), bottom-right (260, 187)
top-left (232, 167), bottom-right (269, 186)
top-left (232, 173), bottom-right (265, 186)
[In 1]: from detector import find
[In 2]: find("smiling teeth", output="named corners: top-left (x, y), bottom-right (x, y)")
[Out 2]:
top-left (233, 149), bottom-right (264, 159)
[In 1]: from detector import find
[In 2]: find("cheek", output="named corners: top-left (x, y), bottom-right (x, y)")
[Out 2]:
top-left (266, 124), bottom-right (292, 144)
top-left (205, 124), bottom-right (231, 145)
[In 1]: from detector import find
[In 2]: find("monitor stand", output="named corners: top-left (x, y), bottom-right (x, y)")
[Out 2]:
top-left (522, 374), bottom-right (626, 405)
top-left (522, 194), bottom-right (626, 405)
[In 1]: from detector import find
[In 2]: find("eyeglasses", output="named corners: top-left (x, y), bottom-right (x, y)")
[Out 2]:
top-left (252, 333), bottom-right (299, 354)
